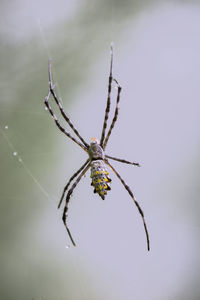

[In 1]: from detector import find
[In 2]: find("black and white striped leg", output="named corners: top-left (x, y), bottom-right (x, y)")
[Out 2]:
top-left (105, 155), bottom-right (140, 167)
top-left (48, 61), bottom-right (89, 148)
top-left (58, 159), bottom-right (90, 209)
top-left (103, 79), bottom-right (122, 149)
top-left (100, 45), bottom-right (113, 147)
top-left (105, 160), bottom-right (150, 251)
top-left (62, 163), bottom-right (91, 246)
top-left (44, 91), bottom-right (87, 152)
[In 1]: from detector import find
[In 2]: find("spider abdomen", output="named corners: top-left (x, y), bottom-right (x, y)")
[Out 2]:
top-left (90, 160), bottom-right (111, 200)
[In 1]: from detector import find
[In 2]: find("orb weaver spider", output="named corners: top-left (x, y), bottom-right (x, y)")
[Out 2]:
top-left (44, 46), bottom-right (150, 251)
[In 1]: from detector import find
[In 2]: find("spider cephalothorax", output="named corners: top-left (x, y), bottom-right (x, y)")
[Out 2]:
top-left (88, 137), bottom-right (104, 160)
top-left (44, 46), bottom-right (150, 251)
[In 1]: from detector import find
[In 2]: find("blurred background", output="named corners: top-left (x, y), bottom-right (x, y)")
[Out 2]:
top-left (1, 0), bottom-right (200, 299)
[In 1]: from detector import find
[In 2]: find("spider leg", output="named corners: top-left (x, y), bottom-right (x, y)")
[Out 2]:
top-left (58, 158), bottom-right (90, 209)
top-left (100, 45), bottom-right (113, 147)
top-left (105, 160), bottom-right (150, 251)
top-left (103, 79), bottom-right (122, 149)
top-left (62, 163), bottom-right (91, 246)
top-left (48, 60), bottom-right (89, 149)
top-left (105, 155), bottom-right (140, 167)
top-left (45, 91), bottom-right (87, 152)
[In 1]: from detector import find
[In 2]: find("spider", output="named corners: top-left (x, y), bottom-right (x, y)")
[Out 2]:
top-left (44, 46), bottom-right (150, 251)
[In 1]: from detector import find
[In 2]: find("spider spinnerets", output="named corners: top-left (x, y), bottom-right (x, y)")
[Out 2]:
top-left (44, 46), bottom-right (150, 251)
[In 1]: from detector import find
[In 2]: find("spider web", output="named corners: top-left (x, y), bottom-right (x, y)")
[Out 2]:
top-left (0, 125), bottom-right (51, 200)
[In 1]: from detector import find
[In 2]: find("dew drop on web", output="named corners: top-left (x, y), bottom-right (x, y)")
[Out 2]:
top-left (4, 125), bottom-right (8, 130)
top-left (13, 151), bottom-right (17, 156)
